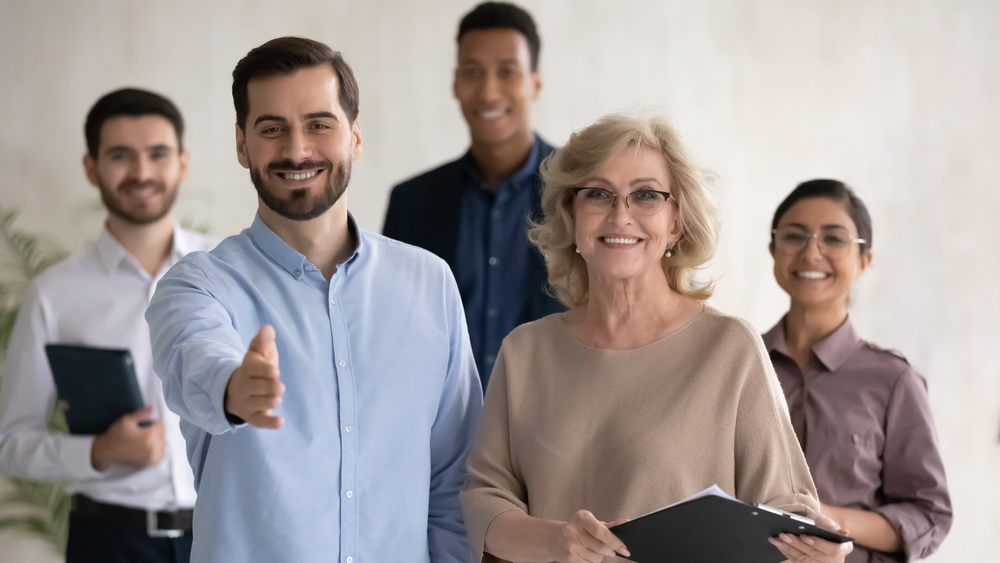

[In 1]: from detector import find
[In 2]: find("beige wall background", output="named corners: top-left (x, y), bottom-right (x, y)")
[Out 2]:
top-left (1, 0), bottom-right (997, 561)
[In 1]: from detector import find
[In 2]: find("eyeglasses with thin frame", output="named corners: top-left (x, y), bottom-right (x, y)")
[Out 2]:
top-left (570, 187), bottom-right (672, 216)
top-left (772, 226), bottom-right (867, 260)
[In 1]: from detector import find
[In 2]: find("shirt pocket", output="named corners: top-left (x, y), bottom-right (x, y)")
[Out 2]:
top-left (810, 423), bottom-right (885, 504)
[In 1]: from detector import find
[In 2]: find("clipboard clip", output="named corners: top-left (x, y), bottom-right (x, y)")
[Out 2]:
top-left (752, 503), bottom-right (816, 525)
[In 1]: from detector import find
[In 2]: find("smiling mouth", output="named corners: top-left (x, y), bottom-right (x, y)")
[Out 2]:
top-left (276, 170), bottom-right (320, 181)
top-left (796, 271), bottom-right (830, 279)
top-left (478, 109), bottom-right (508, 120)
top-left (601, 236), bottom-right (640, 244)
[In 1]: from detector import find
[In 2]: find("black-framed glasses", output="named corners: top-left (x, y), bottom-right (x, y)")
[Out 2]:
top-left (570, 187), bottom-right (672, 216)
top-left (772, 226), bottom-right (867, 260)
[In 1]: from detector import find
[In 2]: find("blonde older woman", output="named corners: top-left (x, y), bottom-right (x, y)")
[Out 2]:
top-left (459, 110), bottom-right (853, 563)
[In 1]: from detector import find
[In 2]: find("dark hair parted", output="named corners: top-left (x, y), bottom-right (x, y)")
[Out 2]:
top-left (458, 2), bottom-right (541, 70)
top-left (771, 179), bottom-right (873, 256)
top-left (232, 36), bottom-right (359, 130)
top-left (84, 88), bottom-right (184, 158)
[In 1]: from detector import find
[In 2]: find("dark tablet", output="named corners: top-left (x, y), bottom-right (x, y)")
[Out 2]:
top-left (45, 344), bottom-right (144, 435)
top-left (611, 495), bottom-right (852, 563)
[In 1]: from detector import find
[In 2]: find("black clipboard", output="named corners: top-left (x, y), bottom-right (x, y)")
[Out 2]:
top-left (45, 344), bottom-right (144, 435)
top-left (610, 494), bottom-right (853, 563)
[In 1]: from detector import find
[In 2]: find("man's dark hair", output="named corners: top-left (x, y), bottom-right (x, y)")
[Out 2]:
top-left (84, 88), bottom-right (184, 158)
top-left (771, 179), bottom-right (873, 256)
top-left (232, 36), bottom-right (359, 130)
top-left (458, 2), bottom-right (541, 71)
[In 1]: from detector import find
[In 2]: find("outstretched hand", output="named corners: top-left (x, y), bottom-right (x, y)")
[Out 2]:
top-left (225, 325), bottom-right (284, 429)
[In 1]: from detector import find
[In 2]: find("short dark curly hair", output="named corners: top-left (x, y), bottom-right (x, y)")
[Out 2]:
top-left (457, 2), bottom-right (541, 70)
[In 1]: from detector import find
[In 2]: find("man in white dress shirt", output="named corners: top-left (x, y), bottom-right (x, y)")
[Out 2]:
top-left (0, 88), bottom-right (217, 563)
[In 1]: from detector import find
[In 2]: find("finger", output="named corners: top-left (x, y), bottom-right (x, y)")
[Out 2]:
top-left (778, 533), bottom-right (823, 561)
top-left (243, 355), bottom-right (280, 380)
top-left (247, 377), bottom-right (285, 397)
top-left (581, 515), bottom-right (629, 557)
top-left (248, 324), bottom-right (276, 355)
top-left (247, 411), bottom-right (282, 429)
top-left (768, 537), bottom-right (804, 562)
top-left (577, 530), bottom-right (616, 558)
top-left (125, 405), bottom-right (155, 420)
top-left (799, 535), bottom-right (852, 557)
top-left (245, 395), bottom-right (282, 412)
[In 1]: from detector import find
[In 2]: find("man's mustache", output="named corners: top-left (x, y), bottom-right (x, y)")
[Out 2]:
top-left (117, 180), bottom-right (165, 191)
top-left (266, 159), bottom-right (332, 173)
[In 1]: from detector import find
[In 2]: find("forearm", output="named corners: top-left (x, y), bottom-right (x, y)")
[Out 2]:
top-left (824, 505), bottom-right (901, 553)
top-left (0, 430), bottom-right (101, 481)
top-left (484, 510), bottom-right (561, 563)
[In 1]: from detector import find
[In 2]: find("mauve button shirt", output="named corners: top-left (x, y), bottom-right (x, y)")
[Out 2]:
top-left (764, 318), bottom-right (952, 563)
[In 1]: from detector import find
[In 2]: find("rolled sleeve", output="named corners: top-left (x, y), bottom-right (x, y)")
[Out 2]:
top-left (875, 368), bottom-right (952, 561)
top-left (146, 260), bottom-right (248, 436)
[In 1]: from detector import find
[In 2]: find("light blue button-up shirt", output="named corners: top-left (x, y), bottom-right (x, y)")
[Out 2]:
top-left (146, 214), bottom-right (482, 563)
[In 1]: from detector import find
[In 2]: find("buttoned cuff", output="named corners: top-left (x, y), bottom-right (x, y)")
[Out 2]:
top-left (64, 434), bottom-right (112, 480)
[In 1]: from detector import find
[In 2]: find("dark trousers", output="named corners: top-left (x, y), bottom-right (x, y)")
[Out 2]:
top-left (66, 511), bottom-right (192, 563)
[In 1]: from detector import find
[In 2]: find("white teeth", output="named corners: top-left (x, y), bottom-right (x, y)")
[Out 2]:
top-left (603, 237), bottom-right (639, 244)
top-left (284, 171), bottom-right (318, 181)
top-left (480, 109), bottom-right (505, 119)
top-left (797, 271), bottom-right (828, 279)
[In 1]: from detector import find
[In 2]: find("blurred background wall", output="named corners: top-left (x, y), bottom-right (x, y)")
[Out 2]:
top-left (1, 0), bottom-right (997, 560)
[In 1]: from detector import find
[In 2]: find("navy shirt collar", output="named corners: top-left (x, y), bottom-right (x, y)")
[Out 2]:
top-left (460, 133), bottom-right (543, 195)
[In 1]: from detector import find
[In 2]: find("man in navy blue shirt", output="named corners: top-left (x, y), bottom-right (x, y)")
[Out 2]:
top-left (383, 2), bottom-right (564, 386)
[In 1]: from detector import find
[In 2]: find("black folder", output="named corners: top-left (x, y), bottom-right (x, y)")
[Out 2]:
top-left (610, 494), bottom-right (853, 563)
top-left (45, 344), bottom-right (144, 435)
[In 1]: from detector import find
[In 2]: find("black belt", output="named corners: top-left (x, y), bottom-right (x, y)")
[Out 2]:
top-left (71, 494), bottom-right (192, 538)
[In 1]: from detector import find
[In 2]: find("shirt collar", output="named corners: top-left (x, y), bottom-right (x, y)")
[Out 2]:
top-left (763, 316), bottom-right (862, 372)
top-left (94, 221), bottom-right (187, 276)
top-left (461, 132), bottom-right (542, 193)
top-left (247, 212), bottom-right (362, 279)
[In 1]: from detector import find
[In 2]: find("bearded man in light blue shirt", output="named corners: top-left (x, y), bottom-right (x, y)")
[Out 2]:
top-left (145, 37), bottom-right (483, 563)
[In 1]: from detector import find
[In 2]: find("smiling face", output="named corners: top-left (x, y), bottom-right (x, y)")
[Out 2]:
top-left (83, 115), bottom-right (187, 225)
top-left (573, 147), bottom-right (682, 282)
top-left (236, 64), bottom-right (362, 221)
top-left (771, 197), bottom-right (872, 309)
top-left (454, 28), bottom-right (540, 148)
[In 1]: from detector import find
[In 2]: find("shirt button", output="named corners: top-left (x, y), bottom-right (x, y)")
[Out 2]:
top-left (339, 360), bottom-right (347, 368)
top-left (487, 308), bottom-right (498, 318)
top-left (492, 209), bottom-right (501, 219)
top-left (486, 354), bottom-right (496, 365)
top-left (345, 425), bottom-right (352, 433)
top-left (489, 257), bottom-right (499, 266)
top-left (292, 269), bottom-right (301, 278)
top-left (346, 557), bottom-right (353, 563)
top-left (330, 298), bottom-right (336, 305)
top-left (346, 491), bottom-right (353, 499)
top-left (851, 433), bottom-right (860, 444)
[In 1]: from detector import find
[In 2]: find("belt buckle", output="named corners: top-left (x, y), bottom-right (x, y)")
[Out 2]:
top-left (146, 510), bottom-right (184, 538)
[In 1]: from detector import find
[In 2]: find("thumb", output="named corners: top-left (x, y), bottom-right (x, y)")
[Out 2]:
top-left (248, 324), bottom-right (276, 355)
top-left (126, 404), bottom-right (154, 420)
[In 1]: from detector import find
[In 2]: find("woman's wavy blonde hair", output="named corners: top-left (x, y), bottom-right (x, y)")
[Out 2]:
top-left (528, 109), bottom-right (721, 308)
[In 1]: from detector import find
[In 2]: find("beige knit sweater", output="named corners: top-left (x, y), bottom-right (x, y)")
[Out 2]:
top-left (460, 307), bottom-right (821, 563)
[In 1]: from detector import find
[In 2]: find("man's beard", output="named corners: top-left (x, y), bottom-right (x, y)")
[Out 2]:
top-left (99, 179), bottom-right (178, 225)
top-left (250, 157), bottom-right (351, 221)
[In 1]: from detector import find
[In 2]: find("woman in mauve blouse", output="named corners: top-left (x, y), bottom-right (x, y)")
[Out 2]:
top-left (765, 179), bottom-right (952, 563)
